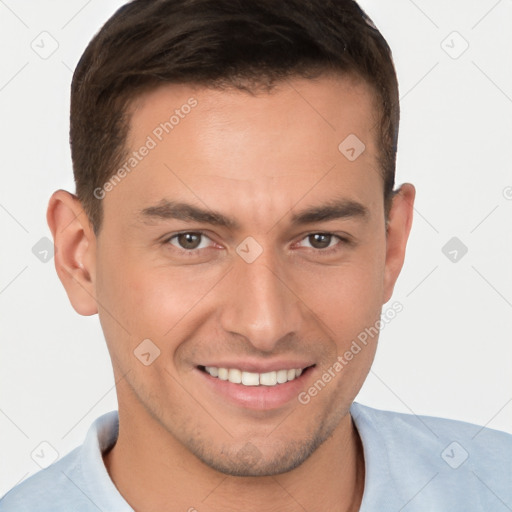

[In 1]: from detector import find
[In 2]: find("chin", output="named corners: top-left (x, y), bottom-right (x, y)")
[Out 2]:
top-left (188, 432), bottom-right (330, 477)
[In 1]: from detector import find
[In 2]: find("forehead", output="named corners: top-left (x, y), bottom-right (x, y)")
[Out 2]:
top-left (102, 75), bottom-right (383, 228)
top-left (129, 74), bottom-right (379, 159)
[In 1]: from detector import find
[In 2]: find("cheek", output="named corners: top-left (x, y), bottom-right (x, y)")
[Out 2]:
top-left (299, 263), bottom-right (383, 399)
top-left (95, 229), bottom-right (385, 365)
top-left (291, 243), bottom-right (385, 384)
top-left (96, 246), bottom-right (226, 346)
top-left (297, 250), bottom-right (385, 331)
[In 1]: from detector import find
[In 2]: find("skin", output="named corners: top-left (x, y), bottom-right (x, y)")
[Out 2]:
top-left (47, 74), bottom-right (415, 512)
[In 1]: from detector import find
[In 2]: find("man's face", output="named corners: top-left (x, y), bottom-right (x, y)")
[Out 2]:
top-left (93, 75), bottom-right (396, 476)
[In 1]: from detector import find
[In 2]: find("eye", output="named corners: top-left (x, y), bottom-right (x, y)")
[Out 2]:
top-left (297, 233), bottom-right (346, 251)
top-left (166, 232), bottom-right (214, 251)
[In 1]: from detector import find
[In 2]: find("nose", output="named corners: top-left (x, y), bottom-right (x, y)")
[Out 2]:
top-left (218, 247), bottom-right (303, 352)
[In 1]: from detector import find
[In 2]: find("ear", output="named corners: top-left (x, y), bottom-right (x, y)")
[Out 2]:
top-left (382, 183), bottom-right (415, 304)
top-left (46, 190), bottom-right (98, 316)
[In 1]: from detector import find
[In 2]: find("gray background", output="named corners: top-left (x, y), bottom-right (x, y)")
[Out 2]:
top-left (1, 0), bottom-right (511, 495)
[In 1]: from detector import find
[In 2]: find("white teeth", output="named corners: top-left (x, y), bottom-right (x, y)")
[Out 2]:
top-left (205, 366), bottom-right (218, 377)
top-left (276, 369), bottom-right (288, 384)
top-left (260, 371), bottom-right (277, 386)
top-left (242, 371), bottom-right (259, 386)
top-left (228, 368), bottom-right (242, 384)
top-left (204, 366), bottom-right (306, 386)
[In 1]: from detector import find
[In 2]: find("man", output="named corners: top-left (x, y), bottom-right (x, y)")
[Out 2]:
top-left (1, 0), bottom-right (511, 510)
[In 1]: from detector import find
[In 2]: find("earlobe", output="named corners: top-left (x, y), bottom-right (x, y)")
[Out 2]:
top-left (46, 190), bottom-right (98, 316)
top-left (382, 183), bottom-right (416, 304)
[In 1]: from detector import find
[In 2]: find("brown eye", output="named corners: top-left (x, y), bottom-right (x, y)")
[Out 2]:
top-left (307, 233), bottom-right (333, 249)
top-left (170, 232), bottom-right (207, 250)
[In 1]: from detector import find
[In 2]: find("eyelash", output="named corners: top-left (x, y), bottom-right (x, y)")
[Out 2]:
top-left (162, 231), bottom-right (351, 256)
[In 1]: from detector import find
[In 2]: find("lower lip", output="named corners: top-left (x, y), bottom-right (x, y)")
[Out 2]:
top-left (196, 367), bottom-right (314, 411)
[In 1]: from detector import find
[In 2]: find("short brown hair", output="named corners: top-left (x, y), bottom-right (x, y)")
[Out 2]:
top-left (70, 0), bottom-right (399, 233)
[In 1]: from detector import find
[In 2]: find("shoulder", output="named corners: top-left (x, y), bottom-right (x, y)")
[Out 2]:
top-left (0, 447), bottom-right (94, 512)
top-left (351, 402), bottom-right (512, 510)
top-left (0, 411), bottom-right (123, 512)
top-left (352, 401), bottom-right (512, 445)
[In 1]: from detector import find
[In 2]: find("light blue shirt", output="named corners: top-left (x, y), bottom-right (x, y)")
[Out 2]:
top-left (2, 402), bottom-right (511, 511)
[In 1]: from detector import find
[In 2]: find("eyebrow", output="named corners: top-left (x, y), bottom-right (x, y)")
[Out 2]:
top-left (138, 201), bottom-right (239, 229)
top-left (290, 198), bottom-right (369, 225)
top-left (137, 198), bottom-right (369, 229)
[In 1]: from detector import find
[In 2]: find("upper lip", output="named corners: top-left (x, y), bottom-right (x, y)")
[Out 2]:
top-left (198, 360), bottom-right (315, 373)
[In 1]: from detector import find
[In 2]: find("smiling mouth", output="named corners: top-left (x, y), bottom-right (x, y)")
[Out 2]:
top-left (198, 365), bottom-right (314, 387)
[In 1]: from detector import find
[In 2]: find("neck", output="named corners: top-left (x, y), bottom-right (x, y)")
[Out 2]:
top-left (103, 402), bottom-right (364, 512)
